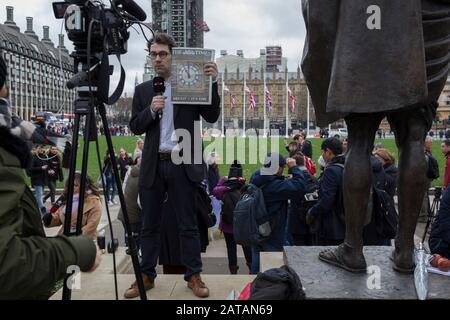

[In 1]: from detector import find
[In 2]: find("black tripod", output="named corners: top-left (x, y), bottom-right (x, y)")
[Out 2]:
top-left (61, 65), bottom-right (147, 300)
top-left (422, 187), bottom-right (442, 243)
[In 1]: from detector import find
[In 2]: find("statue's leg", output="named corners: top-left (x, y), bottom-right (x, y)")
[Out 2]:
top-left (319, 113), bottom-right (384, 273)
top-left (344, 113), bottom-right (384, 246)
top-left (387, 109), bottom-right (429, 273)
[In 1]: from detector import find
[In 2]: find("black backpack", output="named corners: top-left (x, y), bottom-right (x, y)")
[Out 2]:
top-left (250, 266), bottom-right (305, 300)
top-left (373, 186), bottom-right (398, 239)
top-left (222, 189), bottom-right (241, 225)
top-left (426, 154), bottom-right (440, 180)
top-left (233, 183), bottom-right (271, 246)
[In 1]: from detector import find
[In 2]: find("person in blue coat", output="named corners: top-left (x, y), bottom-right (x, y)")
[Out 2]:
top-left (249, 152), bottom-right (306, 274)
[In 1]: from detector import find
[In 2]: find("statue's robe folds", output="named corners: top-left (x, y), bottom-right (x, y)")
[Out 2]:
top-left (301, 0), bottom-right (450, 127)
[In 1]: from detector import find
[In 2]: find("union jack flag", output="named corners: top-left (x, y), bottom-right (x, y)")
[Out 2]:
top-left (230, 94), bottom-right (237, 108)
top-left (197, 20), bottom-right (210, 32)
top-left (224, 85), bottom-right (236, 108)
top-left (265, 87), bottom-right (273, 112)
top-left (288, 88), bottom-right (296, 112)
top-left (249, 94), bottom-right (256, 109)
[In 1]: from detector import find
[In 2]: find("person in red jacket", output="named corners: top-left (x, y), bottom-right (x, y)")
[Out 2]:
top-left (441, 140), bottom-right (450, 188)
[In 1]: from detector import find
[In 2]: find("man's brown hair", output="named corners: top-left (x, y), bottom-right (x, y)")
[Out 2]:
top-left (147, 33), bottom-right (177, 53)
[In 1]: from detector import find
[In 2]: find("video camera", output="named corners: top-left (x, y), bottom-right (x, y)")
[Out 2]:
top-left (52, 0), bottom-right (146, 55)
top-left (52, 0), bottom-right (150, 104)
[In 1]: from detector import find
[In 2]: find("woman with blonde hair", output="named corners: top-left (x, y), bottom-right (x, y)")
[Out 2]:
top-left (133, 138), bottom-right (144, 161)
top-left (43, 172), bottom-right (103, 240)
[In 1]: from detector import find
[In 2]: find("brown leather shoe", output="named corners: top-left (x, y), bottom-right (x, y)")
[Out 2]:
top-left (187, 273), bottom-right (209, 298)
top-left (123, 273), bottom-right (154, 299)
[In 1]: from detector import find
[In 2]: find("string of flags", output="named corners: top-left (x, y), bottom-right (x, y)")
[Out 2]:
top-left (223, 84), bottom-right (296, 112)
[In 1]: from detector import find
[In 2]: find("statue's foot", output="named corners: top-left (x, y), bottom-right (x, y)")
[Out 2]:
top-left (391, 248), bottom-right (415, 274)
top-left (318, 243), bottom-right (367, 273)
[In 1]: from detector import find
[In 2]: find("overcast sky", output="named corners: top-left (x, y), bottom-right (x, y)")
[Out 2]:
top-left (1, 0), bottom-right (306, 96)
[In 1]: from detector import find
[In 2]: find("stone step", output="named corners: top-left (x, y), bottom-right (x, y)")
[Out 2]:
top-left (50, 250), bottom-right (284, 300)
top-left (50, 274), bottom-right (256, 300)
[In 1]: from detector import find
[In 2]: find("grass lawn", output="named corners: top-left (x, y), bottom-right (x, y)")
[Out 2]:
top-left (39, 136), bottom-right (446, 189)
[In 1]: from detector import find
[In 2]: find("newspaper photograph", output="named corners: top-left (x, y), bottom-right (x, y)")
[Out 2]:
top-left (171, 48), bottom-right (215, 105)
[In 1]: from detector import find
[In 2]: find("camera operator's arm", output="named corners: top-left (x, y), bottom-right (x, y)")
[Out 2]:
top-left (129, 85), bottom-right (159, 135)
top-left (0, 166), bottom-right (97, 299)
top-left (198, 62), bottom-right (221, 123)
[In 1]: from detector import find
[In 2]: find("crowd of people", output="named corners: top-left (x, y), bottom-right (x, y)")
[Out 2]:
top-left (1, 31), bottom-right (450, 301)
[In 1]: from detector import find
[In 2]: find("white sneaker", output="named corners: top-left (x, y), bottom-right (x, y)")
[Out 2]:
top-left (108, 201), bottom-right (114, 206)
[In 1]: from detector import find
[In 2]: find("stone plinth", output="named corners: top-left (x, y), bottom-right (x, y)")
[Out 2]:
top-left (283, 246), bottom-right (450, 300)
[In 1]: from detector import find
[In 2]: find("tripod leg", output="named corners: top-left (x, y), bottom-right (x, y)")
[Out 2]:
top-left (422, 197), bottom-right (437, 243)
top-left (74, 109), bottom-right (94, 235)
top-left (94, 129), bottom-right (119, 300)
top-left (62, 113), bottom-right (82, 301)
top-left (97, 104), bottom-right (147, 300)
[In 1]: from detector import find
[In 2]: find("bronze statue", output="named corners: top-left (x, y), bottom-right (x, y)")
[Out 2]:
top-left (301, 0), bottom-right (450, 273)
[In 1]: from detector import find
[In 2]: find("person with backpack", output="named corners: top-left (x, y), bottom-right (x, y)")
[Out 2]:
top-left (246, 153), bottom-right (306, 274)
top-left (212, 161), bottom-right (252, 274)
top-left (306, 138), bottom-right (346, 246)
top-left (288, 153), bottom-right (320, 246)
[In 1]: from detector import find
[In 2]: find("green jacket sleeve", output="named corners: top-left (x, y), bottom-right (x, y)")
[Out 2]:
top-left (0, 163), bottom-right (96, 299)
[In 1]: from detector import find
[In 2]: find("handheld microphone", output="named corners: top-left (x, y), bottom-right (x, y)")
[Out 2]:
top-left (152, 76), bottom-right (166, 119)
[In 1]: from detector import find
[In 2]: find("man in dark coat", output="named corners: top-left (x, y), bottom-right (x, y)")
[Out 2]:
top-left (125, 33), bottom-right (220, 298)
top-left (302, 0), bottom-right (450, 273)
top-left (288, 153), bottom-right (319, 246)
top-left (307, 138), bottom-right (346, 245)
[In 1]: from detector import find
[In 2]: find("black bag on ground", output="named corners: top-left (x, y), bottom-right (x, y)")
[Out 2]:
top-left (196, 186), bottom-right (216, 228)
top-left (373, 186), bottom-right (398, 239)
top-left (250, 265), bottom-right (306, 300)
top-left (233, 183), bottom-right (271, 246)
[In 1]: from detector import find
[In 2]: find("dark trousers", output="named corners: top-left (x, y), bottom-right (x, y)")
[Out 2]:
top-left (43, 180), bottom-right (57, 204)
top-left (292, 234), bottom-right (314, 246)
top-left (223, 232), bottom-right (252, 267)
top-left (105, 173), bottom-right (117, 202)
top-left (139, 160), bottom-right (202, 282)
